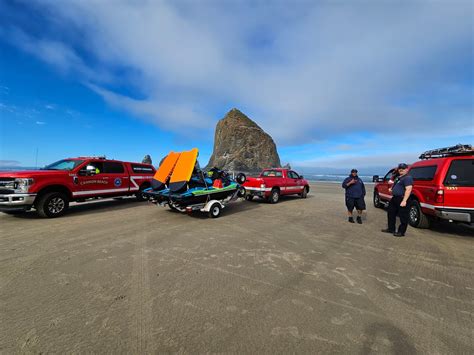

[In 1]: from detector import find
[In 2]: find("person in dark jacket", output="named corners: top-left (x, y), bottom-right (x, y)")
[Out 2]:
top-left (342, 169), bottom-right (366, 224)
top-left (382, 163), bottom-right (413, 237)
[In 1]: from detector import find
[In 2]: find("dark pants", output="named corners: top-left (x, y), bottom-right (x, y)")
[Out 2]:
top-left (388, 196), bottom-right (409, 234)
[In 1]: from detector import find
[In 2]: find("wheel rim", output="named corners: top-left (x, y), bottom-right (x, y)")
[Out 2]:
top-left (374, 193), bottom-right (380, 205)
top-left (212, 207), bottom-right (219, 216)
top-left (273, 192), bottom-right (278, 202)
top-left (48, 197), bottom-right (65, 214)
top-left (409, 205), bottom-right (419, 223)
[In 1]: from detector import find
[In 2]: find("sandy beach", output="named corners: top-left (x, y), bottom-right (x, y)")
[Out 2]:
top-left (0, 182), bottom-right (473, 353)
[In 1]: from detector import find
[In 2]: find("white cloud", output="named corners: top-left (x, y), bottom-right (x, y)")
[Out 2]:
top-left (1, 0), bottom-right (473, 146)
top-left (35, 121), bottom-right (46, 125)
top-left (0, 159), bottom-right (21, 167)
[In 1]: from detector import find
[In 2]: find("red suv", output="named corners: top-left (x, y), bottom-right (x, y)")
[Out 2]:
top-left (373, 145), bottom-right (473, 228)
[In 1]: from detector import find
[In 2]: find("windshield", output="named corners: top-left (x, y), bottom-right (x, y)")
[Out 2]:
top-left (44, 159), bottom-right (84, 171)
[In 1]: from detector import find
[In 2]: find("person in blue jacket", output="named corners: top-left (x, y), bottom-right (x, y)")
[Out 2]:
top-left (382, 163), bottom-right (413, 237)
top-left (342, 169), bottom-right (366, 224)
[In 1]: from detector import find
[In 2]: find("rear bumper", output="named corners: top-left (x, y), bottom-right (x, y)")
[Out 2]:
top-left (244, 187), bottom-right (270, 198)
top-left (435, 208), bottom-right (473, 223)
top-left (0, 193), bottom-right (37, 211)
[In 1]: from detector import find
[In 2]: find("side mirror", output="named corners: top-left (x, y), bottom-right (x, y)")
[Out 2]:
top-left (299, 175), bottom-right (304, 179)
top-left (372, 175), bottom-right (379, 182)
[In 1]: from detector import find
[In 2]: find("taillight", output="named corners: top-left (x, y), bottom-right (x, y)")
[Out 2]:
top-left (436, 189), bottom-right (444, 203)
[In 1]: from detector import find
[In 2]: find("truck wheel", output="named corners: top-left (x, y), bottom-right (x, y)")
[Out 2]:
top-left (37, 192), bottom-right (69, 218)
top-left (208, 203), bottom-right (221, 218)
top-left (245, 195), bottom-right (254, 201)
top-left (373, 191), bottom-right (383, 208)
top-left (408, 200), bottom-right (431, 228)
top-left (300, 186), bottom-right (308, 198)
top-left (269, 188), bottom-right (280, 204)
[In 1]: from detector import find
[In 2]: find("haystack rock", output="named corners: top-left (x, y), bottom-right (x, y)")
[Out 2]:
top-left (206, 108), bottom-right (281, 172)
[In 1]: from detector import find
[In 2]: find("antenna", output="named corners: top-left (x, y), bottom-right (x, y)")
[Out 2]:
top-left (35, 148), bottom-right (39, 168)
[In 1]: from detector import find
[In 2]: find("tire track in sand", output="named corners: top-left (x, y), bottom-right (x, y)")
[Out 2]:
top-left (129, 231), bottom-right (153, 354)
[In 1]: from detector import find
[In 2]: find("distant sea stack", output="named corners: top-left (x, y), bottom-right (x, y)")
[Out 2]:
top-left (206, 108), bottom-right (281, 172)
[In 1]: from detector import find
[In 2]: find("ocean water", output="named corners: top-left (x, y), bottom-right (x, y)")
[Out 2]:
top-left (305, 174), bottom-right (374, 183)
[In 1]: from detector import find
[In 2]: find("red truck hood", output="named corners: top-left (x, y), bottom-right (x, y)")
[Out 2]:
top-left (0, 170), bottom-right (70, 178)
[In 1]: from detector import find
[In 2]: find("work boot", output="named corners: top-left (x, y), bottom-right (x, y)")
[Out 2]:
top-left (393, 232), bottom-right (405, 237)
top-left (356, 216), bottom-right (362, 224)
top-left (381, 228), bottom-right (394, 233)
top-left (348, 217), bottom-right (355, 223)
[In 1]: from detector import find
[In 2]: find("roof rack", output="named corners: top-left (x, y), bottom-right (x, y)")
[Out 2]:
top-left (419, 144), bottom-right (473, 160)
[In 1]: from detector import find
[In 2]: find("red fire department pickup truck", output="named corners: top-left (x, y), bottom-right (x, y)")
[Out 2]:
top-left (0, 157), bottom-right (155, 218)
top-left (243, 168), bottom-right (310, 203)
top-left (373, 144), bottom-right (473, 228)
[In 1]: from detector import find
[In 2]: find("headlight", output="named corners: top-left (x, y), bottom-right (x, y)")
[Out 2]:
top-left (14, 178), bottom-right (35, 193)
top-left (260, 184), bottom-right (266, 188)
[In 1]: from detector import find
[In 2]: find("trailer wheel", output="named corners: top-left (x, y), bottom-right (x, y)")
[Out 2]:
top-left (237, 186), bottom-right (246, 197)
top-left (136, 183), bottom-right (150, 201)
top-left (208, 203), bottom-right (221, 218)
top-left (408, 200), bottom-right (431, 228)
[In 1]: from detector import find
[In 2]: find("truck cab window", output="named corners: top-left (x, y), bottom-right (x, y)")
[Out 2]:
top-left (80, 162), bottom-right (103, 175)
top-left (288, 171), bottom-right (299, 179)
top-left (103, 162), bottom-right (125, 174)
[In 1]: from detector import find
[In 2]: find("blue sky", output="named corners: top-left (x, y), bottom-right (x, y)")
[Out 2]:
top-left (0, 0), bottom-right (473, 171)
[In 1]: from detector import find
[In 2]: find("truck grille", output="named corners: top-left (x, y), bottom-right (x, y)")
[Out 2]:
top-left (0, 178), bottom-right (15, 194)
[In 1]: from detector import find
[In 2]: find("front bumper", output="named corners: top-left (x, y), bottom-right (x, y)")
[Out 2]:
top-left (435, 208), bottom-right (473, 224)
top-left (0, 193), bottom-right (37, 211)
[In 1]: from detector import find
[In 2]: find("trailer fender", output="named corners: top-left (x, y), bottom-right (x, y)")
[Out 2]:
top-left (201, 200), bottom-right (224, 212)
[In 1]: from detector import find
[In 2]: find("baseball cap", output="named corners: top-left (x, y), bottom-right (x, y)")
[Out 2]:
top-left (351, 169), bottom-right (358, 173)
top-left (398, 163), bottom-right (409, 169)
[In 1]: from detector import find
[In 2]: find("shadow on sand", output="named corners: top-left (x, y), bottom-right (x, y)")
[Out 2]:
top-left (7, 198), bottom-right (147, 220)
top-left (175, 199), bottom-right (262, 219)
top-left (360, 321), bottom-right (417, 354)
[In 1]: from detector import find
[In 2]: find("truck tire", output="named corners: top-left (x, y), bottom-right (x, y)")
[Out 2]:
top-left (245, 195), bottom-right (254, 201)
top-left (208, 203), bottom-right (221, 218)
top-left (36, 192), bottom-right (69, 218)
top-left (269, 188), bottom-right (280, 204)
top-left (373, 191), bottom-right (383, 208)
top-left (408, 199), bottom-right (431, 228)
top-left (300, 186), bottom-right (308, 198)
